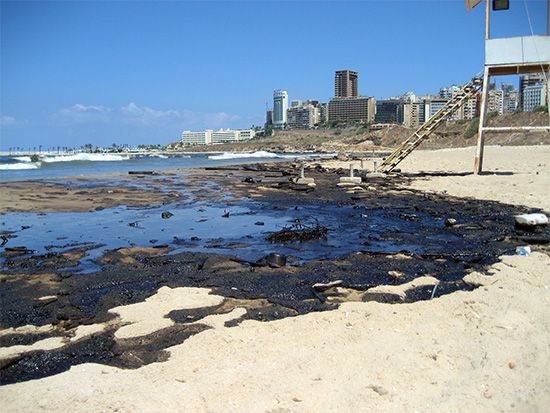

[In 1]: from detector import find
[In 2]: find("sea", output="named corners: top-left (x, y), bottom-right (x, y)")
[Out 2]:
top-left (0, 151), bottom-right (335, 181)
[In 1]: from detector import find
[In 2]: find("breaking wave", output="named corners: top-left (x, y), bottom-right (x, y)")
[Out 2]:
top-left (40, 153), bottom-right (129, 163)
top-left (0, 162), bottom-right (41, 170)
top-left (13, 156), bottom-right (33, 162)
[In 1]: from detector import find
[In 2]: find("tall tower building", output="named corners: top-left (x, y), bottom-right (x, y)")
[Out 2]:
top-left (334, 70), bottom-right (358, 98)
top-left (273, 90), bottom-right (288, 129)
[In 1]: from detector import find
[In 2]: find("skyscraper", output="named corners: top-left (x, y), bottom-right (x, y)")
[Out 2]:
top-left (334, 70), bottom-right (358, 98)
top-left (273, 90), bottom-right (288, 129)
top-left (329, 69), bottom-right (375, 123)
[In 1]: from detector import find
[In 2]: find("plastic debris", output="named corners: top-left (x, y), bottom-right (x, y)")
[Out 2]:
top-left (514, 213), bottom-right (548, 227)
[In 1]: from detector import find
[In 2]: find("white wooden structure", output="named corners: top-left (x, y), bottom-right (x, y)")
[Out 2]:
top-left (469, 0), bottom-right (550, 174)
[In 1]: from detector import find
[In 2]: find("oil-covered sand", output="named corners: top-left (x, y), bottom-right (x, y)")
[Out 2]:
top-left (1, 145), bottom-right (549, 412)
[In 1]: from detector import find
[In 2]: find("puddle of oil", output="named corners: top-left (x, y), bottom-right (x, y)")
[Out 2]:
top-left (0, 198), bottom-right (464, 274)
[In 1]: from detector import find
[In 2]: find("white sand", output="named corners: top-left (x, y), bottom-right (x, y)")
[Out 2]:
top-left (1, 145), bottom-right (549, 412)
top-left (110, 287), bottom-right (225, 339)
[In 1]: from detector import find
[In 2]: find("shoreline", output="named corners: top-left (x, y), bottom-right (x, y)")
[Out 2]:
top-left (1, 145), bottom-right (549, 411)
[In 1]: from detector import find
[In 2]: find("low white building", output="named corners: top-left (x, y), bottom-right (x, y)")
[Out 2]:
top-left (181, 130), bottom-right (213, 145)
top-left (181, 129), bottom-right (256, 146)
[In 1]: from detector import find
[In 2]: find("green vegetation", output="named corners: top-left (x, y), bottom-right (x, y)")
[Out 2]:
top-left (371, 136), bottom-right (382, 146)
top-left (464, 117), bottom-right (480, 139)
top-left (533, 105), bottom-right (548, 113)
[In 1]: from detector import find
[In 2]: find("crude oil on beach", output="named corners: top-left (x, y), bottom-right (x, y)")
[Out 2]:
top-left (1, 145), bottom-right (550, 412)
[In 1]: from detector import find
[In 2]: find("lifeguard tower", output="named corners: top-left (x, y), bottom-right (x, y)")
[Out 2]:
top-left (470, 0), bottom-right (550, 174)
top-left (379, 0), bottom-right (550, 175)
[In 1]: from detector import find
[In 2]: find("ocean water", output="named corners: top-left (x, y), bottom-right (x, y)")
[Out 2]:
top-left (0, 151), bottom-right (334, 181)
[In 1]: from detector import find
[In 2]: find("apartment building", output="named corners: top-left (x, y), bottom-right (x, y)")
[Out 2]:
top-left (287, 103), bottom-right (321, 129)
top-left (522, 83), bottom-right (547, 112)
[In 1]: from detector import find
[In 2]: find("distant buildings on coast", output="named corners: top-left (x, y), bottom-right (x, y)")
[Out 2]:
top-left (180, 70), bottom-right (547, 146)
top-left (264, 70), bottom-right (546, 131)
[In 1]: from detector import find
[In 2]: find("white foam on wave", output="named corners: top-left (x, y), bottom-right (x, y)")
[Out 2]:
top-left (41, 153), bottom-right (129, 163)
top-left (0, 162), bottom-right (41, 170)
top-left (208, 151), bottom-right (298, 160)
top-left (13, 156), bottom-right (33, 162)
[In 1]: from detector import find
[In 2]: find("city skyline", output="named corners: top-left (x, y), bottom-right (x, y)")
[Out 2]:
top-left (1, 0), bottom-right (548, 149)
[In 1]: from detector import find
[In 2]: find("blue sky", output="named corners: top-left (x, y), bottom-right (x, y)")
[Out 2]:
top-left (0, 0), bottom-right (548, 149)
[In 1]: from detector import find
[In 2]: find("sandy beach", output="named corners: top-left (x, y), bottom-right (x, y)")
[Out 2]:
top-left (1, 145), bottom-right (549, 412)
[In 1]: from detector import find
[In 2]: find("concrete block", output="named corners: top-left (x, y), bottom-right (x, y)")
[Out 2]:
top-left (339, 176), bottom-right (362, 185)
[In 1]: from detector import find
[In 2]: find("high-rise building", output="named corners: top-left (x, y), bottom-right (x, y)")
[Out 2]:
top-left (328, 97), bottom-right (375, 123)
top-left (457, 96), bottom-right (479, 120)
top-left (503, 90), bottom-right (519, 113)
top-left (265, 109), bottom-right (274, 126)
top-left (273, 90), bottom-right (288, 129)
top-left (329, 70), bottom-right (374, 123)
top-left (519, 73), bottom-right (546, 108)
top-left (335, 70), bottom-right (358, 98)
top-left (287, 104), bottom-right (321, 129)
top-left (522, 83), bottom-right (547, 112)
top-left (488, 89), bottom-right (504, 115)
top-left (423, 98), bottom-right (448, 122)
top-left (320, 103), bottom-right (329, 123)
top-left (439, 85), bottom-right (460, 100)
top-left (375, 100), bottom-right (404, 124)
top-left (403, 102), bottom-right (425, 128)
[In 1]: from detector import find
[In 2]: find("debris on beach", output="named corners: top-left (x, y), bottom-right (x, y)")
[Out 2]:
top-left (312, 280), bottom-right (343, 291)
top-left (445, 218), bottom-right (457, 227)
top-left (516, 246), bottom-right (531, 256)
top-left (514, 213), bottom-right (548, 229)
top-left (128, 170), bottom-right (157, 175)
top-left (255, 253), bottom-right (287, 268)
top-left (161, 211), bottom-right (173, 219)
top-left (3, 246), bottom-right (37, 256)
top-left (266, 221), bottom-right (328, 243)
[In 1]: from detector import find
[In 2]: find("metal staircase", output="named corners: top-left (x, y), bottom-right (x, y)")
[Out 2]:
top-left (378, 76), bottom-right (483, 173)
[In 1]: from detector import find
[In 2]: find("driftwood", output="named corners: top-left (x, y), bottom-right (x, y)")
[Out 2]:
top-left (267, 221), bottom-right (328, 243)
top-left (312, 280), bottom-right (343, 291)
top-left (128, 170), bottom-right (157, 175)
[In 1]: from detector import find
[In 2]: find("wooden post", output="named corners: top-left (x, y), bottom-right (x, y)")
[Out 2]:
top-left (474, 66), bottom-right (491, 175)
top-left (485, 0), bottom-right (491, 40)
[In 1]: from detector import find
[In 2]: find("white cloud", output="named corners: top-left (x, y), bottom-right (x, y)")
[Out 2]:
top-left (0, 115), bottom-right (18, 126)
top-left (120, 102), bottom-right (181, 125)
top-left (121, 102), bottom-right (242, 129)
top-left (55, 104), bottom-right (111, 122)
top-left (52, 102), bottom-right (247, 130)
